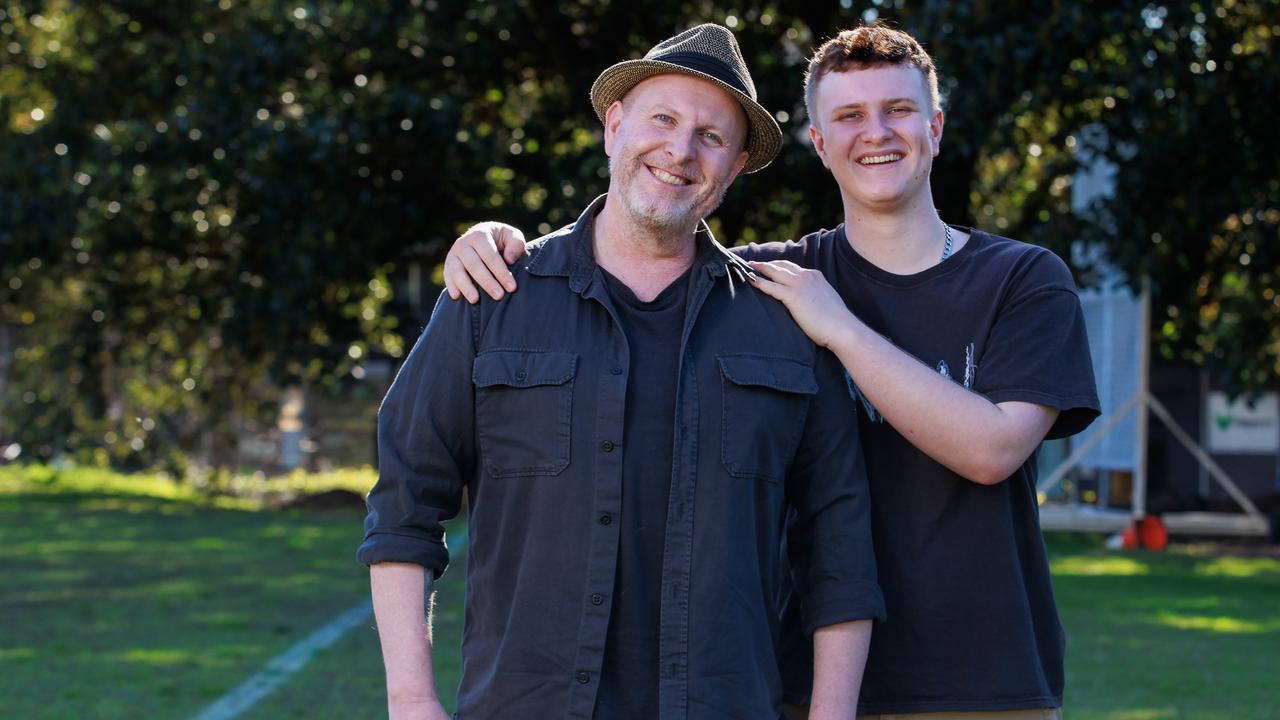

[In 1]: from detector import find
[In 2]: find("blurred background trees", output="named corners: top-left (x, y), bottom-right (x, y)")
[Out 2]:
top-left (1, 0), bottom-right (1277, 472)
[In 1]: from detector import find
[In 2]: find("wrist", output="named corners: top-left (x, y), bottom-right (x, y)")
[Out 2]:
top-left (387, 680), bottom-right (439, 706)
top-left (823, 311), bottom-right (864, 353)
top-left (388, 696), bottom-right (447, 720)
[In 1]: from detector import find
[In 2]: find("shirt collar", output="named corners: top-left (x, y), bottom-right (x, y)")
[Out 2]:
top-left (525, 194), bottom-right (751, 292)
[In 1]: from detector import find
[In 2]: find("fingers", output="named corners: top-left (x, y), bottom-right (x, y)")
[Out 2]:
top-left (457, 244), bottom-right (510, 301)
top-left (495, 226), bottom-right (528, 265)
top-left (445, 223), bottom-right (523, 303)
top-left (461, 223), bottom-right (516, 295)
top-left (746, 269), bottom-right (783, 300)
top-left (443, 254), bottom-right (480, 304)
top-left (478, 233), bottom-right (518, 294)
top-left (746, 260), bottom-right (800, 282)
top-left (745, 262), bottom-right (790, 302)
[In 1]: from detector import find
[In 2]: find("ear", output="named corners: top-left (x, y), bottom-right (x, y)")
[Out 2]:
top-left (929, 107), bottom-right (944, 157)
top-left (727, 150), bottom-right (750, 183)
top-left (603, 100), bottom-right (625, 157)
top-left (808, 124), bottom-right (831, 169)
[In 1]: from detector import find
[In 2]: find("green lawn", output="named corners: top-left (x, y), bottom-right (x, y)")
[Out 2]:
top-left (1050, 535), bottom-right (1280, 719)
top-left (0, 465), bottom-right (377, 719)
top-left (2, 466), bottom-right (1277, 719)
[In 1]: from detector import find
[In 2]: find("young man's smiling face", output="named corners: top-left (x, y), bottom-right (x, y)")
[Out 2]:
top-left (603, 73), bottom-right (750, 236)
top-left (808, 64), bottom-right (943, 214)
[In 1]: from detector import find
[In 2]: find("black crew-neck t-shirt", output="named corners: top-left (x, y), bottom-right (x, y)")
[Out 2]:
top-left (593, 266), bottom-right (691, 718)
top-left (740, 225), bottom-right (1099, 714)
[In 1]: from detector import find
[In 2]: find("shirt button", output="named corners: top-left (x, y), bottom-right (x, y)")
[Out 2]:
top-left (514, 370), bottom-right (527, 382)
top-left (599, 514), bottom-right (612, 525)
top-left (591, 593), bottom-right (603, 605)
top-left (610, 366), bottom-right (623, 375)
top-left (601, 440), bottom-right (615, 452)
top-left (576, 671), bottom-right (591, 684)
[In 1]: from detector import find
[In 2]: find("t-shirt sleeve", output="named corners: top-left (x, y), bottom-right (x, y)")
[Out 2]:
top-left (974, 251), bottom-right (1101, 439)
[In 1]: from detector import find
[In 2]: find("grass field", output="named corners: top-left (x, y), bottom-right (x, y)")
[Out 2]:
top-left (2, 465), bottom-right (1278, 719)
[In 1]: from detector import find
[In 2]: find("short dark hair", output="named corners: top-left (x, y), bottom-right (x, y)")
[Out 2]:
top-left (804, 23), bottom-right (940, 125)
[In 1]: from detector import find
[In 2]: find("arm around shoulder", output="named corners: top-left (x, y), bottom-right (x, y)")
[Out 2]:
top-left (444, 221), bottom-right (528, 303)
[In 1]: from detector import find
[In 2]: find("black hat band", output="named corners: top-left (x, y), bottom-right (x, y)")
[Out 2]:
top-left (653, 51), bottom-right (752, 98)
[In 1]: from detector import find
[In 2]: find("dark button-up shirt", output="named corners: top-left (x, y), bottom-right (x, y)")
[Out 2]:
top-left (359, 196), bottom-right (884, 719)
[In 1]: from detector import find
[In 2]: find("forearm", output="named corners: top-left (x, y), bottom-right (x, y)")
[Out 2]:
top-left (370, 562), bottom-right (440, 707)
top-left (809, 619), bottom-right (872, 719)
top-left (828, 314), bottom-right (1054, 484)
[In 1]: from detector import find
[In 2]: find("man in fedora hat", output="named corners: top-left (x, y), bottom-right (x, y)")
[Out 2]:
top-left (360, 23), bottom-right (883, 720)
top-left (442, 22), bottom-right (1100, 720)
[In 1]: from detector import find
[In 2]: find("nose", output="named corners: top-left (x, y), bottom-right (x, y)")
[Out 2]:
top-left (863, 112), bottom-right (893, 144)
top-left (665, 128), bottom-right (698, 164)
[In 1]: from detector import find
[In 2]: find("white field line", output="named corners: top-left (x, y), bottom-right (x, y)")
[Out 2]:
top-left (188, 599), bottom-right (373, 720)
top-left (190, 525), bottom-right (468, 720)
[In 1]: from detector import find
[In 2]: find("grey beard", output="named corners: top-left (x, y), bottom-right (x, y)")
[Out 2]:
top-left (609, 154), bottom-right (731, 247)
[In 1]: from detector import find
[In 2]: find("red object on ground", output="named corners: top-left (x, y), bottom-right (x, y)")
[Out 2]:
top-left (1138, 516), bottom-right (1169, 551)
top-left (1121, 523), bottom-right (1140, 550)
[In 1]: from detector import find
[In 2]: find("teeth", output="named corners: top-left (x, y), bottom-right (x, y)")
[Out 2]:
top-left (651, 167), bottom-right (690, 185)
top-left (860, 153), bottom-right (902, 165)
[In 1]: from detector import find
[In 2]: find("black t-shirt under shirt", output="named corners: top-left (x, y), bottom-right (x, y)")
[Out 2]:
top-left (742, 225), bottom-right (1100, 714)
top-left (593, 266), bottom-right (690, 719)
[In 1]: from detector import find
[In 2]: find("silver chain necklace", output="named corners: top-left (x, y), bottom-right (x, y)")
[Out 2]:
top-left (939, 221), bottom-right (954, 261)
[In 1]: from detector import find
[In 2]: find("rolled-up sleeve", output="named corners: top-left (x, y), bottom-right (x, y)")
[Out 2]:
top-left (786, 348), bottom-right (885, 634)
top-left (357, 291), bottom-right (476, 577)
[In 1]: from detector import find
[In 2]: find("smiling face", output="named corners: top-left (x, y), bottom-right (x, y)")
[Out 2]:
top-left (603, 73), bottom-right (750, 238)
top-left (808, 64), bottom-right (943, 214)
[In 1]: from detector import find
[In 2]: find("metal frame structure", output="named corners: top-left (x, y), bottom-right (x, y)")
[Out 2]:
top-left (1037, 281), bottom-right (1271, 538)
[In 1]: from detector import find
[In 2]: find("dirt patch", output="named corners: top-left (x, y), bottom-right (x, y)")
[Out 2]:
top-left (272, 488), bottom-right (367, 513)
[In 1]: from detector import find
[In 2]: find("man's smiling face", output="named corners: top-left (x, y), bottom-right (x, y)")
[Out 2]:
top-left (604, 73), bottom-right (749, 235)
top-left (808, 64), bottom-right (943, 214)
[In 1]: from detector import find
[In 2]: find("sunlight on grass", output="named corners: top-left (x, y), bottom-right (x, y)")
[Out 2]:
top-left (1153, 612), bottom-right (1277, 634)
top-left (1052, 555), bottom-right (1150, 576)
top-left (0, 647), bottom-right (36, 661)
top-left (191, 536), bottom-right (238, 551)
top-left (0, 463), bottom-right (377, 511)
top-left (1, 465), bottom-right (203, 500)
top-left (1097, 709), bottom-right (1178, 720)
top-left (1191, 555), bottom-right (1280, 579)
top-left (1, 477), bottom-right (372, 720)
top-left (126, 578), bottom-right (210, 600)
top-left (119, 648), bottom-right (196, 664)
top-left (192, 611), bottom-right (253, 630)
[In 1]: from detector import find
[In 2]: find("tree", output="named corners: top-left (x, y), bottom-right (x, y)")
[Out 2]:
top-left (1, 0), bottom-right (1276, 471)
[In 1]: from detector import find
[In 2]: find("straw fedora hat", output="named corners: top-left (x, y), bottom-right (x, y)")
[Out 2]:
top-left (589, 23), bottom-right (782, 174)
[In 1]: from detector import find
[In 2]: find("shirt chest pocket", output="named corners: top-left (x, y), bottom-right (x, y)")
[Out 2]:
top-left (718, 355), bottom-right (818, 483)
top-left (473, 350), bottom-right (579, 478)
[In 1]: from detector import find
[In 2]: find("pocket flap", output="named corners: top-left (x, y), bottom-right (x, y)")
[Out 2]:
top-left (473, 350), bottom-right (579, 389)
top-left (718, 355), bottom-right (818, 395)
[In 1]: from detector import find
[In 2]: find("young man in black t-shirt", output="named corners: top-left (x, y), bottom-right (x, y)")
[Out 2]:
top-left (443, 23), bottom-right (1099, 720)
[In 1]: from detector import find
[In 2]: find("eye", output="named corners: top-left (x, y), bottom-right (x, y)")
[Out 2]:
top-left (888, 106), bottom-right (911, 115)
top-left (654, 113), bottom-right (674, 124)
top-left (838, 111), bottom-right (862, 121)
top-left (702, 131), bottom-right (726, 146)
